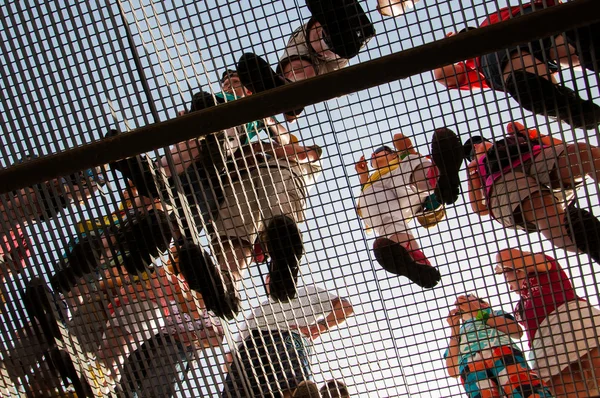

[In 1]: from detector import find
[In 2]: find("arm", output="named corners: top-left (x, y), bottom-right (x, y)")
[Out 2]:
top-left (160, 139), bottom-right (202, 178)
top-left (495, 249), bottom-right (551, 274)
top-left (355, 156), bottom-right (369, 186)
top-left (254, 141), bottom-right (321, 163)
top-left (484, 311), bottom-right (523, 339)
top-left (393, 133), bottom-right (418, 155)
top-left (445, 309), bottom-right (461, 378)
top-left (264, 117), bottom-right (291, 145)
top-left (297, 297), bottom-right (354, 341)
top-left (466, 161), bottom-right (490, 216)
top-left (434, 62), bottom-right (468, 89)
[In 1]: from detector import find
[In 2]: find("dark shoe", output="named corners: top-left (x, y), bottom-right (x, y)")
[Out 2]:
top-left (118, 209), bottom-right (174, 274)
top-left (373, 238), bottom-right (441, 288)
top-left (63, 235), bottom-right (104, 278)
top-left (177, 240), bottom-right (240, 320)
top-left (265, 215), bottom-right (304, 302)
top-left (50, 267), bottom-right (79, 293)
top-left (564, 204), bottom-right (600, 264)
top-left (306, 0), bottom-right (375, 59)
top-left (566, 22), bottom-right (600, 74)
top-left (24, 277), bottom-right (62, 342)
top-left (505, 70), bottom-right (600, 130)
top-left (237, 53), bottom-right (304, 118)
top-left (48, 347), bottom-right (94, 398)
top-left (431, 128), bottom-right (463, 205)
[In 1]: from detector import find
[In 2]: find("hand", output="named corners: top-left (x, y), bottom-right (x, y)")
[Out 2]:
top-left (355, 156), bottom-right (368, 174)
top-left (467, 160), bottom-right (478, 176)
top-left (290, 323), bottom-right (324, 340)
top-left (454, 295), bottom-right (484, 313)
top-left (494, 264), bottom-right (506, 275)
top-left (446, 308), bottom-right (461, 327)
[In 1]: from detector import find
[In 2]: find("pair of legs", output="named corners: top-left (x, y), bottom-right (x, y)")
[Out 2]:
top-left (549, 347), bottom-right (600, 397)
top-left (460, 346), bottom-right (554, 398)
top-left (495, 32), bottom-right (600, 130)
top-left (510, 143), bottom-right (600, 261)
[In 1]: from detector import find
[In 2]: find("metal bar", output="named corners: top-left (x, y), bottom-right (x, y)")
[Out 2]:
top-left (0, 0), bottom-right (599, 194)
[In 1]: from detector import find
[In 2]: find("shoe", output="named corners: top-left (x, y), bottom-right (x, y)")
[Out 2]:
top-left (50, 267), bottom-right (79, 294)
top-left (373, 238), bottom-right (441, 288)
top-left (24, 277), bottom-right (62, 342)
top-left (265, 215), bottom-right (304, 302)
top-left (564, 204), bottom-right (600, 264)
top-left (292, 380), bottom-right (320, 397)
top-left (63, 235), bottom-right (103, 278)
top-left (237, 53), bottom-right (304, 119)
top-left (306, 0), bottom-right (375, 59)
top-left (505, 70), bottom-right (600, 130)
top-left (177, 240), bottom-right (240, 320)
top-left (430, 128), bottom-right (463, 205)
top-left (117, 209), bottom-right (174, 274)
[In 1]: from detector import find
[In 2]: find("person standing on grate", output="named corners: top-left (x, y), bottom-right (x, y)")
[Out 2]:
top-left (444, 294), bottom-right (554, 398)
top-left (354, 128), bottom-right (463, 288)
top-left (177, 138), bottom-right (323, 320)
top-left (465, 121), bottom-right (600, 266)
top-left (221, 276), bottom-right (354, 398)
top-left (433, 0), bottom-right (600, 131)
top-left (236, 0), bottom-right (375, 122)
top-left (496, 248), bottom-right (600, 397)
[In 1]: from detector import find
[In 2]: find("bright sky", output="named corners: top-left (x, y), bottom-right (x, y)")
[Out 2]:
top-left (1, 0), bottom-right (599, 397)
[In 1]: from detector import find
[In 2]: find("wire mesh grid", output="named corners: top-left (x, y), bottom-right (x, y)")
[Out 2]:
top-left (1, 0), bottom-right (600, 397)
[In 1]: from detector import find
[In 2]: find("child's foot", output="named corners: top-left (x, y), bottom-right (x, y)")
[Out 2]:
top-left (306, 0), bottom-right (375, 59)
top-left (373, 238), bottom-right (441, 288)
top-left (265, 215), bottom-right (304, 302)
top-left (430, 128), bottom-right (463, 205)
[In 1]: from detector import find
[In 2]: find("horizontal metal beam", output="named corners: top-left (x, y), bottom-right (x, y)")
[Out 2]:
top-left (1, 0), bottom-right (599, 194)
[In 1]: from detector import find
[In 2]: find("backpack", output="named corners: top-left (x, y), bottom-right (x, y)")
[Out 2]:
top-left (484, 133), bottom-right (540, 175)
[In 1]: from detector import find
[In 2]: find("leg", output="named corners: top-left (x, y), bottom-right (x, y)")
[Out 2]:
top-left (503, 51), bottom-right (600, 130)
top-left (521, 191), bottom-right (576, 252)
top-left (557, 142), bottom-right (600, 185)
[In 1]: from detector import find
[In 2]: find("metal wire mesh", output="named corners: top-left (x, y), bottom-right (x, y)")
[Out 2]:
top-left (1, 0), bottom-right (600, 397)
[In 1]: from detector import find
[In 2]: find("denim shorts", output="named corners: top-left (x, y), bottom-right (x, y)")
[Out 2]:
top-left (479, 5), bottom-right (559, 91)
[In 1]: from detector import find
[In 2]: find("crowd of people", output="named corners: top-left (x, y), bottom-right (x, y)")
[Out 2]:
top-left (1, 0), bottom-right (600, 396)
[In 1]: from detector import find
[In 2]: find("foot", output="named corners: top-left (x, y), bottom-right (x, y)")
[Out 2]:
top-left (265, 215), bottom-right (304, 302)
top-left (237, 53), bottom-right (305, 118)
top-left (63, 235), bottom-right (103, 278)
top-left (24, 277), bottom-right (63, 342)
top-left (177, 240), bottom-right (240, 320)
top-left (117, 209), bottom-right (174, 274)
top-left (306, 0), bottom-right (375, 59)
top-left (373, 238), bottom-right (441, 288)
top-left (430, 127), bottom-right (463, 205)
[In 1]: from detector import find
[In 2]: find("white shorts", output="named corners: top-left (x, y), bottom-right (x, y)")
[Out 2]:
top-left (532, 300), bottom-right (600, 382)
top-left (358, 154), bottom-right (433, 237)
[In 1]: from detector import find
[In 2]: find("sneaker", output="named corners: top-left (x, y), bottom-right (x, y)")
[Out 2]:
top-left (117, 209), bottom-right (174, 274)
top-left (293, 380), bottom-right (321, 397)
top-left (306, 0), bottom-right (375, 59)
top-left (265, 215), bottom-right (304, 302)
top-left (24, 277), bottom-right (62, 342)
top-left (177, 240), bottom-right (240, 320)
top-left (430, 127), bottom-right (463, 205)
top-left (416, 193), bottom-right (445, 228)
top-left (373, 238), bottom-right (441, 288)
top-left (237, 53), bottom-right (304, 119)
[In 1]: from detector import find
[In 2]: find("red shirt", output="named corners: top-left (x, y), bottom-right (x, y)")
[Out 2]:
top-left (457, 0), bottom-right (559, 90)
top-left (515, 256), bottom-right (580, 346)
